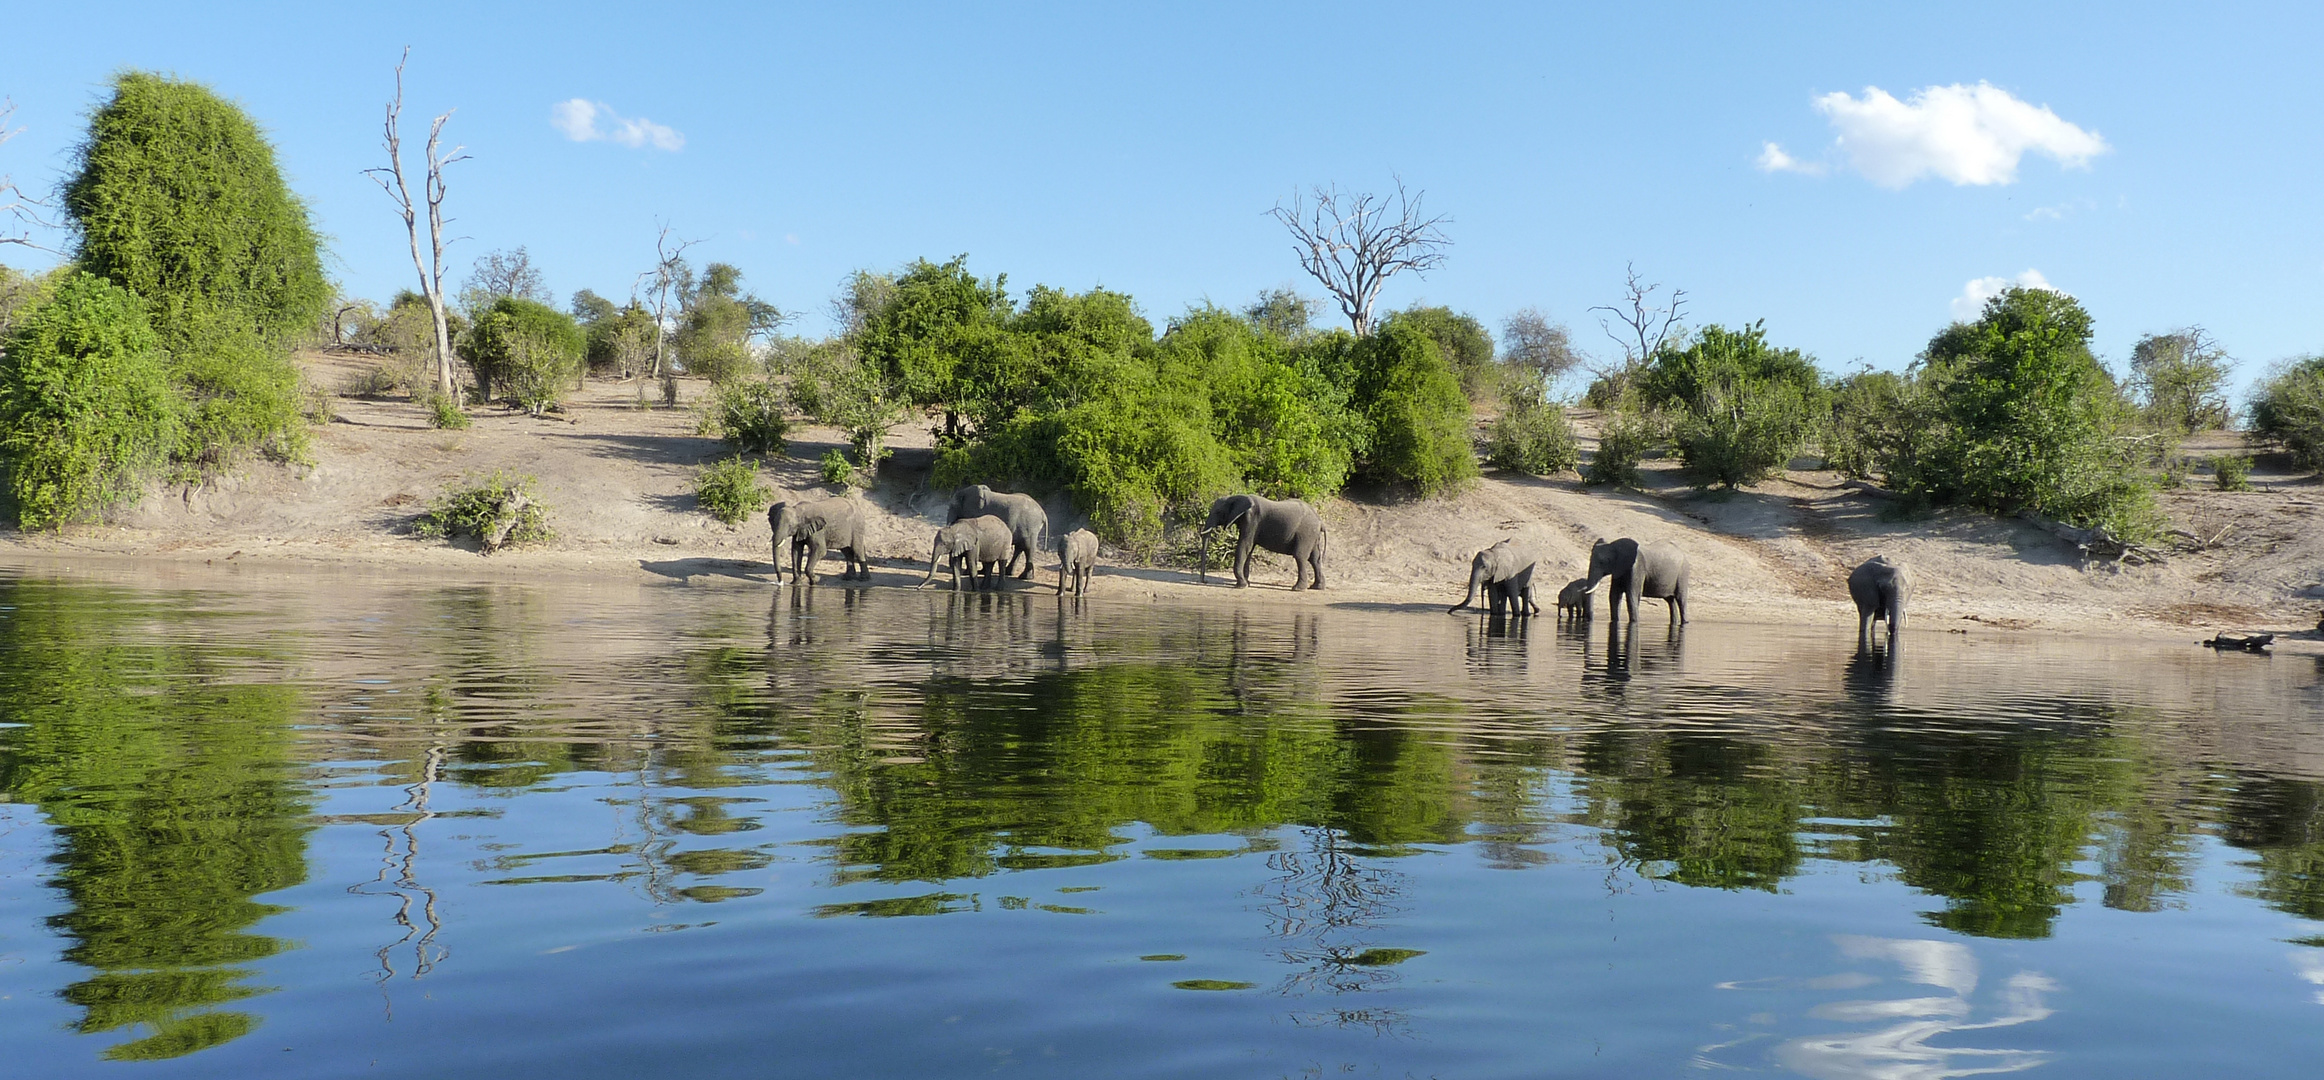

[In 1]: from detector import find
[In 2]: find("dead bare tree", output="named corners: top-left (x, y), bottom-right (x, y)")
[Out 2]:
top-left (1587, 264), bottom-right (1687, 398)
top-left (632, 224), bottom-right (699, 406)
top-left (1268, 178), bottom-right (1451, 337)
top-left (1, 98), bottom-right (57, 251)
top-left (366, 49), bottom-right (469, 404)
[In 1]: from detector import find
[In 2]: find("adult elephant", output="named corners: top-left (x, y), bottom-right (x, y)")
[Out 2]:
top-left (919, 515), bottom-right (1014, 591)
top-left (947, 484), bottom-right (1048, 580)
top-left (1056, 528), bottom-right (1099, 596)
top-left (1847, 554), bottom-right (1910, 650)
top-left (1584, 537), bottom-right (1691, 627)
top-left (768, 497), bottom-right (869, 585)
top-left (1201, 494), bottom-right (1327, 591)
top-left (1449, 538), bottom-right (1542, 617)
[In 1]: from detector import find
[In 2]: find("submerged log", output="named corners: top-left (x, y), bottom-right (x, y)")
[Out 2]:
top-left (2200, 633), bottom-right (2274, 652)
top-left (2017, 511), bottom-right (2165, 566)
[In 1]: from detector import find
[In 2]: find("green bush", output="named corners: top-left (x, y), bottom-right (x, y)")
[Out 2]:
top-left (1823, 369), bottom-right (1913, 481)
top-left (2212, 454), bottom-right (2253, 491)
top-left (2249, 356), bottom-right (2324, 472)
top-left (413, 471), bottom-right (550, 548)
top-left (695, 456), bottom-right (772, 523)
top-left (710, 378), bottom-right (789, 455)
top-left (1635, 322), bottom-right (1825, 489)
top-left (464, 296), bottom-right (584, 410)
top-left (1584, 410), bottom-right (1659, 487)
top-left (424, 391), bottom-right (470, 430)
top-left (1484, 394), bottom-right (1580, 476)
top-left (0, 273), bottom-right (184, 528)
top-left (1380, 305), bottom-right (1497, 402)
top-left (1348, 321), bottom-right (1477, 494)
top-left (815, 449), bottom-right (855, 488)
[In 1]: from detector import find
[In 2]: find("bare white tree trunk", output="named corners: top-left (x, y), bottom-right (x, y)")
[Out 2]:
top-left (632, 224), bottom-right (697, 407)
top-left (367, 50), bottom-right (469, 403)
top-left (1268, 178), bottom-right (1451, 337)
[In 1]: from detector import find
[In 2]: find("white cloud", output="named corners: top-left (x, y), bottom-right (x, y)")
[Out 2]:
top-left (1951, 269), bottom-right (2058, 322)
top-left (550, 99), bottom-right (684, 151)
top-left (1765, 82), bottom-right (2106, 189)
top-left (1754, 141), bottom-right (1826, 176)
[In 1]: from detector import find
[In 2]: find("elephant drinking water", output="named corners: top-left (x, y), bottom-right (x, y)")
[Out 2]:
top-left (1449, 538), bottom-right (1542, 617)
top-left (1585, 537), bottom-right (1691, 627)
top-left (1847, 554), bottom-right (1910, 650)
top-left (919, 515), bottom-right (1014, 591)
top-left (1201, 494), bottom-right (1327, 591)
top-left (768, 497), bottom-right (870, 585)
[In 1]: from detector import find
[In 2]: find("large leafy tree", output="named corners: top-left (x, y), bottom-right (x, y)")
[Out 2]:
top-left (1636, 322), bottom-right (1827, 489)
top-left (674, 262), bottom-right (782, 382)
top-left (62, 72), bottom-right (326, 461)
top-left (854, 255), bottom-right (1012, 442)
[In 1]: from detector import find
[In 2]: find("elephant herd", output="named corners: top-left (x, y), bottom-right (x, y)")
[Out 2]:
top-left (763, 482), bottom-right (1911, 648)
top-left (1448, 534), bottom-right (1912, 651)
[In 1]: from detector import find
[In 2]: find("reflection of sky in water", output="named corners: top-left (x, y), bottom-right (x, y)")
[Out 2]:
top-left (1716, 936), bottom-right (2055, 1080)
top-left (2298, 951), bottom-right (2324, 1006)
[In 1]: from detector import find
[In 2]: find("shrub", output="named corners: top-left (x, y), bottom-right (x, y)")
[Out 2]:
top-left (2212, 454), bottom-right (2253, 491)
top-left (710, 378), bottom-right (789, 455)
top-left (1584, 410), bottom-right (1659, 487)
top-left (819, 449), bottom-right (859, 488)
top-left (413, 471), bottom-right (550, 548)
top-left (2248, 356), bottom-right (2324, 472)
top-left (1635, 322), bottom-right (1825, 490)
top-left (0, 273), bottom-right (184, 528)
top-left (1823, 369), bottom-right (1913, 481)
top-left (1348, 321), bottom-right (1477, 495)
top-left (424, 391), bottom-right (470, 430)
top-left (779, 339), bottom-right (904, 477)
top-left (695, 456), bottom-right (772, 524)
top-left (464, 296), bottom-right (584, 409)
top-left (1484, 393), bottom-right (1579, 476)
top-left (1380, 305), bottom-right (1497, 402)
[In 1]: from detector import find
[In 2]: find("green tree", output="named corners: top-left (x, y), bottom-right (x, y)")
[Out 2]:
top-left (1636, 322), bottom-right (1826, 489)
top-left (779, 338), bottom-right (909, 478)
top-left (463, 296), bottom-right (584, 411)
top-left (2127, 328), bottom-right (2232, 435)
top-left (0, 273), bottom-right (183, 527)
top-left (1381, 305), bottom-right (1497, 402)
top-left (853, 255), bottom-right (1012, 442)
top-left (1243, 287), bottom-right (1318, 342)
top-left (63, 72), bottom-right (325, 463)
top-left (1347, 321), bottom-right (1477, 494)
top-left (2248, 354), bottom-right (2324, 472)
top-left (674, 262), bottom-right (782, 383)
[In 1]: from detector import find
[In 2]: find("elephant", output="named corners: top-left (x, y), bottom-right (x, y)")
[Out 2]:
top-left (919, 515), bottom-right (1014, 591)
top-left (1555, 577), bottom-right (1596, 622)
top-left (1057, 528), bottom-right (1099, 595)
top-left (1584, 537), bottom-right (1691, 627)
top-left (1449, 538), bottom-right (1542, 617)
top-left (767, 497), bottom-right (870, 585)
top-left (1200, 494), bottom-right (1327, 591)
top-left (1847, 554), bottom-right (1910, 650)
top-left (947, 484), bottom-right (1048, 580)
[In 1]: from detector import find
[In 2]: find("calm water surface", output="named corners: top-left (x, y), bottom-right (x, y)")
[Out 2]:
top-left (2, 564), bottom-right (2322, 1078)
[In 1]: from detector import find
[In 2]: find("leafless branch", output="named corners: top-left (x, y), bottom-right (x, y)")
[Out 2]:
top-left (1267, 177), bottom-right (1451, 336)
top-left (1, 99), bottom-right (60, 251)
top-left (365, 49), bottom-right (469, 401)
top-left (1589, 263), bottom-right (1687, 372)
top-left (633, 223), bottom-right (700, 404)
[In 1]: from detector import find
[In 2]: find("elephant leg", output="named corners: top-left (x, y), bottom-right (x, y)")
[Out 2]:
top-left (1672, 582), bottom-right (1689, 625)
top-left (1016, 540), bottom-right (1035, 580)
top-left (1488, 584), bottom-right (1507, 618)
top-left (1234, 527), bottom-right (1258, 588)
top-left (805, 538), bottom-right (828, 585)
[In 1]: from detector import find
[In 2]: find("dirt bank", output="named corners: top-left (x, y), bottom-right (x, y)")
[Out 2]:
top-left (3, 350), bottom-right (2319, 652)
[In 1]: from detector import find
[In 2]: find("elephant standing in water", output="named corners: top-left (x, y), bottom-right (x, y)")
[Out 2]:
top-left (1056, 528), bottom-right (1099, 595)
top-left (919, 515), bottom-right (1014, 591)
top-left (768, 497), bottom-right (870, 585)
top-left (947, 484), bottom-right (1048, 580)
top-left (1201, 494), bottom-right (1327, 591)
top-left (1555, 577), bottom-right (1596, 623)
top-left (1848, 554), bottom-right (1910, 650)
top-left (1449, 538), bottom-right (1542, 617)
top-left (1585, 537), bottom-right (1691, 627)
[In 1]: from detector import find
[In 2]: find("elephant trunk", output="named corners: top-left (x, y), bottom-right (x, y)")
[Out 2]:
top-left (1450, 561), bottom-right (1486, 614)
top-left (1197, 528), bottom-right (1210, 582)
top-left (917, 540), bottom-right (944, 589)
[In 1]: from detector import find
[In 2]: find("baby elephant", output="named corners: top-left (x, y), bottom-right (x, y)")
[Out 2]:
top-left (1555, 577), bottom-right (1595, 623)
top-left (1847, 555), bottom-right (1910, 650)
top-left (1056, 529), bottom-right (1099, 595)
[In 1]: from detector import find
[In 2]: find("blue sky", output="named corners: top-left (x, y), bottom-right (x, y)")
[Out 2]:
top-left (3, 2), bottom-right (2317, 393)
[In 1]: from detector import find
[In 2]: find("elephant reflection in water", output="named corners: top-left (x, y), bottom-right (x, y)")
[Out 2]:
top-left (1465, 613), bottom-right (1529, 679)
top-left (1709, 935), bottom-right (2057, 1078)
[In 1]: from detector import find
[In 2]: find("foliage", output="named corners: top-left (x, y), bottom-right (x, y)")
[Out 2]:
top-left (1158, 308), bottom-right (1360, 501)
top-left (1889, 288), bottom-right (2158, 538)
top-left (2128, 328), bottom-right (2233, 434)
top-left (0, 273), bottom-right (183, 527)
top-left (1501, 308), bottom-right (1581, 388)
top-left (1242, 287), bottom-right (1318, 341)
top-left (62, 72), bottom-right (326, 466)
top-left (412, 470), bottom-right (551, 547)
top-left (424, 390), bottom-right (469, 430)
top-left (1584, 410), bottom-right (1660, 487)
top-left (819, 448), bottom-right (859, 488)
top-left (463, 296), bottom-right (584, 411)
top-left (457, 246), bottom-right (549, 315)
top-left (707, 377), bottom-right (789, 455)
top-left (1823, 368), bottom-right (1913, 480)
top-left (695, 455), bottom-right (772, 524)
top-left (2211, 454), bottom-right (2252, 491)
top-left (675, 262), bottom-right (782, 382)
top-left (584, 302), bottom-right (657, 378)
top-left (568, 288), bottom-right (618, 327)
top-left (1381, 305), bottom-right (1497, 402)
top-left (1346, 321), bottom-right (1477, 494)
top-left (2248, 355), bottom-right (2324, 472)
top-left (1484, 380), bottom-right (1579, 476)
top-left (1633, 322), bottom-right (1826, 489)
top-left (852, 255), bottom-right (1013, 441)
top-left (778, 337), bottom-right (908, 477)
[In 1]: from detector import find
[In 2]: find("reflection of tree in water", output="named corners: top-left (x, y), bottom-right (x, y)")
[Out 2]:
top-left (347, 742), bottom-right (448, 990)
top-left (0, 580), bottom-right (309, 1061)
top-left (1254, 825), bottom-right (1421, 1033)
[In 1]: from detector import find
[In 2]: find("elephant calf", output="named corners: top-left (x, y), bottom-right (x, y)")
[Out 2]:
top-left (1450, 538), bottom-right (1541, 617)
top-left (1585, 537), bottom-right (1691, 627)
top-left (1555, 577), bottom-right (1595, 622)
top-left (920, 515), bottom-right (1015, 591)
top-left (1057, 528), bottom-right (1099, 595)
top-left (1847, 555), bottom-right (1910, 650)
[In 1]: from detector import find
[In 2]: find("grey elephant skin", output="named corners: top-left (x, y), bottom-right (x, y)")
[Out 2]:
top-left (1202, 494), bottom-right (1327, 591)
top-left (1449, 538), bottom-right (1542, 617)
top-left (1555, 577), bottom-right (1595, 622)
top-left (1847, 555), bottom-right (1910, 649)
top-left (1585, 537), bottom-right (1691, 627)
top-left (1057, 528), bottom-right (1099, 595)
top-left (920, 515), bottom-right (1014, 591)
top-left (948, 485), bottom-right (1049, 580)
top-left (768, 497), bottom-right (869, 585)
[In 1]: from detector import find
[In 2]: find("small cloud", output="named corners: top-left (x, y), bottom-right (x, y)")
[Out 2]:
top-left (550, 98), bottom-right (684, 151)
top-left (784, 233), bottom-right (800, 246)
top-left (1755, 141), bottom-right (1826, 176)
top-left (1951, 269), bottom-right (2058, 322)
top-left (1769, 82), bottom-right (2106, 189)
top-left (2023, 196), bottom-right (2097, 222)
